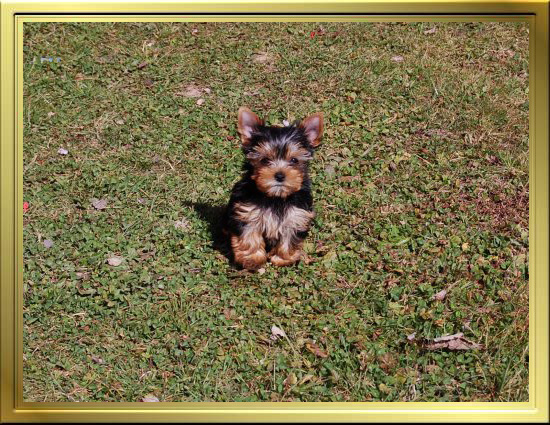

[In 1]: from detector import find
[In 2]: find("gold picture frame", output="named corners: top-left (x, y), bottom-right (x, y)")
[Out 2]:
top-left (1, 0), bottom-right (548, 422)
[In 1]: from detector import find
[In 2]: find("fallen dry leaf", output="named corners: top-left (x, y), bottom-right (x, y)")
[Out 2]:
top-left (75, 271), bottom-right (90, 280)
top-left (91, 198), bottom-right (108, 210)
top-left (425, 332), bottom-right (483, 351)
top-left (196, 98), bottom-right (205, 106)
top-left (177, 84), bottom-right (206, 98)
top-left (251, 52), bottom-right (271, 64)
top-left (91, 355), bottom-right (104, 364)
top-left (141, 395), bottom-right (159, 402)
top-left (378, 352), bottom-right (397, 372)
top-left (433, 332), bottom-right (465, 342)
top-left (424, 27), bottom-right (437, 35)
top-left (271, 325), bottom-right (287, 340)
top-left (305, 342), bottom-right (328, 358)
top-left (432, 289), bottom-right (447, 301)
top-left (107, 256), bottom-right (124, 267)
top-left (138, 248), bottom-right (156, 261)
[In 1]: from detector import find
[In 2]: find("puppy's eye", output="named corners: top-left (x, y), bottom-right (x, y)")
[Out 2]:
top-left (289, 158), bottom-right (299, 165)
top-left (260, 158), bottom-right (270, 165)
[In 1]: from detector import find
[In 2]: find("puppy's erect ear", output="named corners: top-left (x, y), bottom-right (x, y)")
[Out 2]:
top-left (238, 107), bottom-right (263, 146)
top-left (299, 112), bottom-right (323, 148)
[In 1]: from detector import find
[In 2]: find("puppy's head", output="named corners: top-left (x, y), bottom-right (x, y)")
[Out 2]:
top-left (237, 107), bottom-right (323, 198)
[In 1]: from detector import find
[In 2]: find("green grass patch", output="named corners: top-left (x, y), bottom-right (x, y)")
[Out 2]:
top-left (23, 21), bottom-right (529, 402)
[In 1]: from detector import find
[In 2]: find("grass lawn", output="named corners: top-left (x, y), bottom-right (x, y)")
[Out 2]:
top-left (23, 21), bottom-right (529, 402)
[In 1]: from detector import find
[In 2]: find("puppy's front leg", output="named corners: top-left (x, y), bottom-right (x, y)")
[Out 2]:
top-left (231, 227), bottom-right (267, 271)
top-left (269, 234), bottom-right (304, 267)
top-left (269, 207), bottom-right (313, 267)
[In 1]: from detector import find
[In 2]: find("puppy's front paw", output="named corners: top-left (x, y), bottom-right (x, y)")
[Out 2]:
top-left (237, 251), bottom-right (267, 271)
top-left (231, 233), bottom-right (266, 271)
top-left (269, 250), bottom-right (302, 267)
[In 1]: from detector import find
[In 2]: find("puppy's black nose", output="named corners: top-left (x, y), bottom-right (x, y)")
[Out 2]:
top-left (275, 172), bottom-right (285, 182)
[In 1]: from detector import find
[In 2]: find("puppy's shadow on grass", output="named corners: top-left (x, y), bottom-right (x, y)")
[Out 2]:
top-left (182, 201), bottom-right (233, 262)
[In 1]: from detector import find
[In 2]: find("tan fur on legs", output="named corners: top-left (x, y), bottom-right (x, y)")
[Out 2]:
top-left (267, 206), bottom-right (312, 267)
top-left (231, 231), bottom-right (266, 270)
top-left (269, 239), bottom-right (303, 267)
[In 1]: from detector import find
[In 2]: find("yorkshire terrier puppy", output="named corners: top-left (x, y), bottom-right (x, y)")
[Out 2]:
top-left (224, 107), bottom-right (323, 270)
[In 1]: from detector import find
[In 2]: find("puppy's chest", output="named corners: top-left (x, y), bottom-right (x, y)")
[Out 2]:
top-left (235, 203), bottom-right (313, 240)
